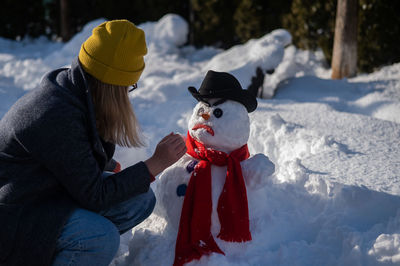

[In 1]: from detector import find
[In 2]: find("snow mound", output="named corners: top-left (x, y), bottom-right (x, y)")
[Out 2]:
top-left (203, 29), bottom-right (291, 90)
top-left (141, 13), bottom-right (188, 54)
top-left (369, 234), bottom-right (400, 263)
top-left (116, 174), bottom-right (400, 266)
top-left (262, 46), bottom-right (329, 98)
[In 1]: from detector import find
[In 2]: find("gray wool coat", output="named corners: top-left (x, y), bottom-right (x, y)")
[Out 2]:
top-left (0, 58), bottom-right (152, 266)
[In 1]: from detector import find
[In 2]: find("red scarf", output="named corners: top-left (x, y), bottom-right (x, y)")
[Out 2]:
top-left (173, 132), bottom-right (252, 266)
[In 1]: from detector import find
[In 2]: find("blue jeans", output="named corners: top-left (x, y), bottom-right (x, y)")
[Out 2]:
top-left (52, 173), bottom-right (156, 266)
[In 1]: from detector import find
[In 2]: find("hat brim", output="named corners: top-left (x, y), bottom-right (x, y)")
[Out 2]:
top-left (188, 86), bottom-right (257, 113)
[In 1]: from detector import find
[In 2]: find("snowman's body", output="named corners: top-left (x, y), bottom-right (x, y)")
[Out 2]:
top-left (156, 98), bottom-right (275, 256)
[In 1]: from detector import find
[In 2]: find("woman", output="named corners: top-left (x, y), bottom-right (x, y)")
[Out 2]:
top-left (0, 20), bottom-right (186, 266)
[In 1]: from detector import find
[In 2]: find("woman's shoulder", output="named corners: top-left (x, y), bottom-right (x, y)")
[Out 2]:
top-left (1, 74), bottom-right (88, 140)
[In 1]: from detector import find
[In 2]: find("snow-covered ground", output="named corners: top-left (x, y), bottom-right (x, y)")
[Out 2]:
top-left (1, 14), bottom-right (400, 266)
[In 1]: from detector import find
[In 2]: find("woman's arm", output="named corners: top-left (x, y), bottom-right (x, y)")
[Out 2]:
top-left (18, 106), bottom-right (150, 212)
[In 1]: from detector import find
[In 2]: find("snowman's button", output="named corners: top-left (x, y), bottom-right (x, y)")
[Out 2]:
top-left (176, 184), bottom-right (187, 197)
top-left (186, 160), bottom-right (198, 173)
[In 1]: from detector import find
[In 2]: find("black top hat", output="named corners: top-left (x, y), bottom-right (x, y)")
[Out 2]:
top-left (188, 70), bottom-right (257, 113)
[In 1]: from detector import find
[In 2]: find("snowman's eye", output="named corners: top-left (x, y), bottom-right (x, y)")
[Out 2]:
top-left (213, 108), bottom-right (223, 118)
top-left (197, 107), bottom-right (205, 116)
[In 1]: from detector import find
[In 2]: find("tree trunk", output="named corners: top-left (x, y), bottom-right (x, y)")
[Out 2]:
top-left (60, 0), bottom-right (72, 42)
top-left (188, 0), bottom-right (195, 45)
top-left (331, 0), bottom-right (358, 79)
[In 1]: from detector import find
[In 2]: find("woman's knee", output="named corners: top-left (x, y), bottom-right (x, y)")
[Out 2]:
top-left (134, 188), bottom-right (156, 224)
top-left (53, 208), bottom-right (120, 266)
top-left (142, 188), bottom-right (156, 218)
top-left (122, 188), bottom-right (156, 231)
top-left (96, 216), bottom-right (121, 257)
top-left (101, 188), bottom-right (156, 234)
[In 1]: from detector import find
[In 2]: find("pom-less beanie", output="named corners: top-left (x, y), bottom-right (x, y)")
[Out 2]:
top-left (79, 19), bottom-right (147, 86)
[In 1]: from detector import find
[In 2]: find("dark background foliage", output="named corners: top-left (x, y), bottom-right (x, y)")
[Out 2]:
top-left (0, 0), bottom-right (399, 73)
top-left (283, 0), bottom-right (400, 72)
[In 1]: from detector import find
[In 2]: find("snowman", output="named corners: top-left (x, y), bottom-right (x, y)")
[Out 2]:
top-left (155, 70), bottom-right (275, 266)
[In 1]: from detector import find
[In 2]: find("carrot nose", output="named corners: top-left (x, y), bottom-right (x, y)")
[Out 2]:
top-left (201, 113), bottom-right (210, 120)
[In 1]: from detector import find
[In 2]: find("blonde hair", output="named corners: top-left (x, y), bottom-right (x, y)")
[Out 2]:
top-left (88, 75), bottom-right (143, 147)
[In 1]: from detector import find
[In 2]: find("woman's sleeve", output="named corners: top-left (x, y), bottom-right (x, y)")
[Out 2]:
top-left (19, 106), bottom-right (151, 212)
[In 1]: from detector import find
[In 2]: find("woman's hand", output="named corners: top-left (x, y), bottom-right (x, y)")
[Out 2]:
top-left (145, 133), bottom-right (187, 177)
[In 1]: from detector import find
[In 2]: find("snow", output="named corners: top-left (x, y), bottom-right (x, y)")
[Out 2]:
top-left (203, 29), bottom-right (291, 91)
top-left (1, 13), bottom-right (400, 266)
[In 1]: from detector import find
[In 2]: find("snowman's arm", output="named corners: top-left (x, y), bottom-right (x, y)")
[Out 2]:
top-left (240, 153), bottom-right (275, 189)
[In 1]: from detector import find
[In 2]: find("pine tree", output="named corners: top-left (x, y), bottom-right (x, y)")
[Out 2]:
top-left (357, 0), bottom-right (400, 72)
top-left (282, 0), bottom-right (336, 64)
top-left (0, 0), bottom-right (47, 39)
top-left (190, 0), bottom-right (239, 48)
top-left (283, 0), bottom-right (400, 72)
top-left (234, 0), bottom-right (292, 43)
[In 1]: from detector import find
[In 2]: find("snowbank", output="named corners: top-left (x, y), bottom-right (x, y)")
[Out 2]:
top-left (203, 29), bottom-right (291, 90)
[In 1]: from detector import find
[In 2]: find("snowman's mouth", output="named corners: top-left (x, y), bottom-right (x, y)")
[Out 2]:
top-left (192, 124), bottom-right (214, 136)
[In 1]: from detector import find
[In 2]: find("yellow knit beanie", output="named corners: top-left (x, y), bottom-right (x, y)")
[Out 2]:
top-left (79, 19), bottom-right (147, 86)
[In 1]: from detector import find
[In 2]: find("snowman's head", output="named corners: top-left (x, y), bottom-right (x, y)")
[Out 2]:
top-left (187, 70), bottom-right (257, 152)
top-left (188, 98), bottom-right (250, 153)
